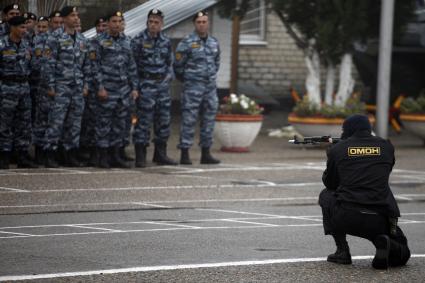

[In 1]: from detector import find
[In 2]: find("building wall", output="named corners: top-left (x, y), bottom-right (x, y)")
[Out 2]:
top-left (238, 11), bottom-right (307, 99)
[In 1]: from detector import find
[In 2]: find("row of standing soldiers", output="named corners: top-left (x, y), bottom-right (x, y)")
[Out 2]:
top-left (0, 4), bottom-right (222, 169)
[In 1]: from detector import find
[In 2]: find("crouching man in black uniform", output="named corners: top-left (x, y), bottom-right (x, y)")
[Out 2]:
top-left (319, 114), bottom-right (410, 269)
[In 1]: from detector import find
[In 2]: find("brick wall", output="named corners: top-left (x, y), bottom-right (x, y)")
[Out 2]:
top-left (238, 11), bottom-right (307, 99)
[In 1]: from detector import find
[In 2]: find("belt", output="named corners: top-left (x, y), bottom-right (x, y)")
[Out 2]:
top-left (142, 73), bottom-right (166, 81)
top-left (1, 75), bottom-right (29, 83)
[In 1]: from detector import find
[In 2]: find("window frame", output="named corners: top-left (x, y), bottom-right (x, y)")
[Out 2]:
top-left (239, 0), bottom-right (267, 46)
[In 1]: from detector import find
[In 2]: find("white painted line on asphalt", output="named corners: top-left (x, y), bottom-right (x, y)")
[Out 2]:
top-left (66, 225), bottom-right (122, 232)
top-left (0, 231), bottom-right (34, 236)
top-left (200, 208), bottom-right (323, 222)
top-left (132, 202), bottom-right (172, 208)
top-left (1, 254), bottom-right (425, 282)
top-left (222, 219), bottom-right (280, 227)
top-left (0, 183), bottom-right (323, 194)
top-left (145, 221), bottom-right (201, 229)
top-left (0, 187), bottom-right (29, 192)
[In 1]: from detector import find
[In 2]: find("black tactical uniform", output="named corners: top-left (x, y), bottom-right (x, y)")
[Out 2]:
top-left (319, 114), bottom-right (410, 269)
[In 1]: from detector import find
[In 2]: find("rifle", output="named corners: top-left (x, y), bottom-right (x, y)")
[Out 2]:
top-left (289, 135), bottom-right (341, 145)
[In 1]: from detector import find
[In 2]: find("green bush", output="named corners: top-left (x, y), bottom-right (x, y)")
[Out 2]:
top-left (400, 91), bottom-right (425, 114)
top-left (293, 93), bottom-right (366, 118)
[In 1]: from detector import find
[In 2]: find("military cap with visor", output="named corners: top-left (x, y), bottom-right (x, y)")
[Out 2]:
top-left (3, 3), bottom-right (20, 14)
top-left (60, 6), bottom-right (78, 17)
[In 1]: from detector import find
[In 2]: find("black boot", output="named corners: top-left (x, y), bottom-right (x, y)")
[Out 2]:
top-left (34, 146), bottom-right (45, 165)
top-left (87, 147), bottom-right (98, 167)
top-left (180, 148), bottom-right (192, 165)
top-left (0, 151), bottom-right (11, 169)
top-left (44, 150), bottom-right (59, 168)
top-left (97, 147), bottom-right (110, 168)
top-left (372, 234), bottom-right (391, 269)
top-left (135, 143), bottom-right (146, 168)
top-left (110, 146), bottom-right (130, 168)
top-left (200, 147), bottom-right (220, 164)
top-left (327, 234), bottom-right (352, 264)
top-left (17, 151), bottom-right (38, 168)
top-left (153, 143), bottom-right (177, 165)
top-left (120, 146), bottom-right (134, 161)
top-left (65, 149), bottom-right (82, 167)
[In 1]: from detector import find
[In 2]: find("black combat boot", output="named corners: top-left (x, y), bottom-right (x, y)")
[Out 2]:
top-left (135, 143), bottom-right (146, 168)
top-left (153, 142), bottom-right (177, 165)
top-left (200, 147), bottom-right (220, 164)
top-left (327, 234), bottom-right (352, 264)
top-left (180, 148), bottom-right (192, 165)
top-left (97, 147), bottom-right (110, 168)
top-left (120, 146), bottom-right (134, 161)
top-left (65, 149), bottom-right (82, 167)
top-left (17, 151), bottom-right (38, 168)
top-left (34, 146), bottom-right (45, 165)
top-left (87, 147), bottom-right (98, 167)
top-left (372, 234), bottom-right (391, 269)
top-left (110, 146), bottom-right (130, 168)
top-left (0, 151), bottom-right (11, 169)
top-left (44, 150), bottom-right (59, 168)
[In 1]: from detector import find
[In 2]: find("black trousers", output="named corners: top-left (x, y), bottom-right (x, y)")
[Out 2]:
top-left (319, 188), bottom-right (410, 266)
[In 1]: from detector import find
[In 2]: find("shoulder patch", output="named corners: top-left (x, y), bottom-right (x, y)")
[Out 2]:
top-left (348, 147), bottom-right (381, 157)
top-left (35, 48), bottom-right (42, 57)
top-left (191, 43), bottom-right (200, 49)
top-left (44, 48), bottom-right (52, 57)
top-left (175, 52), bottom-right (182, 61)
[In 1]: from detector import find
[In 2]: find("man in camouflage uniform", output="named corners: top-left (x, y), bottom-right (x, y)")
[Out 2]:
top-left (42, 6), bottom-right (90, 168)
top-left (79, 16), bottom-right (107, 166)
top-left (31, 15), bottom-right (55, 165)
top-left (0, 4), bottom-right (21, 36)
top-left (90, 11), bottom-right (139, 168)
top-left (174, 11), bottom-right (221, 165)
top-left (131, 9), bottom-right (177, 168)
top-left (0, 16), bottom-right (37, 169)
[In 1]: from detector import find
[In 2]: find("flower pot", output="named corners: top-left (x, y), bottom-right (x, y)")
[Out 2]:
top-left (400, 113), bottom-right (425, 142)
top-left (214, 114), bottom-right (263, 152)
top-left (288, 113), bottom-right (375, 137)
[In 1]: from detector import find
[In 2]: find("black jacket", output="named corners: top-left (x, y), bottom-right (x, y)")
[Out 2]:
top-left (322, 130), bottom-right (400, 217)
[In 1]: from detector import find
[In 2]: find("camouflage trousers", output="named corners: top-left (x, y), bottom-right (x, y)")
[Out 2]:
top-left (95, 83), bottom-right (131, 148)
top-left (32, 83), bottom-right (51, 147)
top-left (44, 83), bottom-right (85, 151)
top-left (0, 82), bottom-right (32, 152)
top-left (133, 80), bottom-right (172, 146)
top-left (178, 80), bottom-right (218, 149)
top-left (122, 98), bottom-right (135, 148)
top-left (80, 90), bottom-right (97, 147)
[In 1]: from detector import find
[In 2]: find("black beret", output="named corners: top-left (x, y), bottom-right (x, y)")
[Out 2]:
top-left (49, 10), bottom-right (61, 18)
top-left (8, 16), bottom-right (27, 26)
top-left (95, 17), bottom-right (106, 26)
top-left (38, 16), bottom-right (49, 22)
top-left (23, 12), bottom-right (37, 21)
top-left (192, 10), bottom-right (208, 21)
top-left (60, 6), bottom-right (78, 17)
top-left (106, 11), bottom-right (124, 20)
top-left (341, 114), bottom-right (372, 139)
top-left (148, 9), bottom-right (164, 18)
top-left (3, 3), bottom-right (20, 14)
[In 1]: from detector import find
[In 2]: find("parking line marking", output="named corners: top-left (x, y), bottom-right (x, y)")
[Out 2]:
top-left (1, 254), bottom-right (425, 282)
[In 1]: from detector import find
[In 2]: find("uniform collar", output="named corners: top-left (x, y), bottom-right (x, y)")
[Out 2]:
top-left (143, 28), bottom-right (163, 40)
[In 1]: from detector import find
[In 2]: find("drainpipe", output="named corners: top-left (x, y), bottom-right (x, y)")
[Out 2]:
top-left (230, 0), bottom-right (242, 94)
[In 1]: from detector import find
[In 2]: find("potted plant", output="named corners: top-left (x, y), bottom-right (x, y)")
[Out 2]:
top-left (214, 94), bottom-right (264, 152)
top-left (288, 93), bottom-right (374, 137)
top-left (400, 91), bottom-right (425, 144)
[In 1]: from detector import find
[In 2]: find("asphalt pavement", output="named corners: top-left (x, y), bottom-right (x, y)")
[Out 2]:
top-left (0, 111), bottom-right (424, 282)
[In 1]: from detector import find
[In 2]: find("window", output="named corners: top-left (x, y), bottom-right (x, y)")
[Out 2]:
top-left (240, 0), bottom-right (267, 45)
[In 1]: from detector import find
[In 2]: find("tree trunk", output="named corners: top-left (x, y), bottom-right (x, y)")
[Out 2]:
top-left (324, 62), bottom-right (336, 105)
top-left (335, 53), bottom-right (354, 107)
top-left (305, 50), bottom-right (321, 108)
